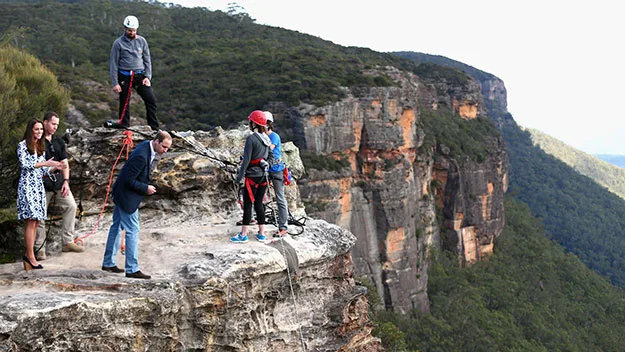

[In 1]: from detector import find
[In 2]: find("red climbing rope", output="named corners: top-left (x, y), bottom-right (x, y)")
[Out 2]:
top-left (74, 130), bottom-right (134, 246)
top-left (118, 71), bottom-right (134, 125)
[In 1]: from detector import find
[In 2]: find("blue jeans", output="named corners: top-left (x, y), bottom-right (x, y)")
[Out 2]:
top-left (102, 205), bottom-right (140, 273)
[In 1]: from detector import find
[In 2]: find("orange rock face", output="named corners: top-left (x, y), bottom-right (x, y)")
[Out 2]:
top-left (453, 98), bottom-right (479, 120)
top-left (298, 66), bottom-right (507, 314)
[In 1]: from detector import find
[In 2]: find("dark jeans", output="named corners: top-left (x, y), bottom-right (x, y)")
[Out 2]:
top-left (243, 176), bottom-right (267, 225)
top-left (118, 72), bottom-right (159, 130)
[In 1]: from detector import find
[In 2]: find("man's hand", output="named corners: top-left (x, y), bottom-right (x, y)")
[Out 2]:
top-left (45, 158), bottom-right (66, 170)
top-left (142, 78), bottom-right (151, 87)
top-left (147, 185), bottom-right (157, 195)
top-left (112, 84), bottom-right (122, 93)
top-left (61, 180), bottom-right (70, 198)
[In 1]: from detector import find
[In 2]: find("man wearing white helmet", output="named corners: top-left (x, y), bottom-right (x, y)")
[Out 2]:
top-left (109, 15), bottom-right (160, 131)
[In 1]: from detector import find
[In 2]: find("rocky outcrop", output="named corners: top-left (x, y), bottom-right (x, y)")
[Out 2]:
top-left (476, 77), bottom-right (513, 127)
top-left (281, 66), bottom-right (507, 314)
top-left (418, 75), bottom-right (486, 121)
top-left (0, 127), bottom-right (381, 351)
top-left (433, 144), bottom-right (508, 262)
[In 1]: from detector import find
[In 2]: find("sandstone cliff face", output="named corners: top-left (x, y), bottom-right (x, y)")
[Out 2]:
top-left (289, 67), bottom-right (507, 314)
top-left (476, 76), bottom-right (512, 127)
top-left (417, 73), bottom-right (486, 121)
top-left (0, 127), bottom-right (381, 351)
top-left (432, 144), bottom-right (508, 263)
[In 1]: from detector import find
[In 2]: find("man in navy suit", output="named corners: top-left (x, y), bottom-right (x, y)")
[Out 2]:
top-left (101, 131), bottom-right (172, 279)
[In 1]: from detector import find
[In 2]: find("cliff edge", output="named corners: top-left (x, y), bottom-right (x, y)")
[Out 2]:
top-left (0, 126), bottom-right (382, 352)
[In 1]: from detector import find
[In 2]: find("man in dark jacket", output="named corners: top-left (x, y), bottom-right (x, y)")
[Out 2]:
top-left (101, 131), bottom-right (172, 279)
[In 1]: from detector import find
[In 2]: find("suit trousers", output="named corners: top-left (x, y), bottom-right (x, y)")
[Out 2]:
top-left (35, 189), bottom-right (77, 247)
top-left (102, 205), bottom-right (140, 273)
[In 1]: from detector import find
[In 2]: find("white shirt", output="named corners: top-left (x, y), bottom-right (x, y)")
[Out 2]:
top-left (149, 140), bottom-right (156, 166)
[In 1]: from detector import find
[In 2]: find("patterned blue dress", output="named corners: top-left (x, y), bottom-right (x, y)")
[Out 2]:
top-left (16, 140), bottom-right (49, 221)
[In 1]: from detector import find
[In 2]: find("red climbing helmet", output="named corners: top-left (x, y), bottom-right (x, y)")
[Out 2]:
top-left (248, 110), bottom-right (267, 127)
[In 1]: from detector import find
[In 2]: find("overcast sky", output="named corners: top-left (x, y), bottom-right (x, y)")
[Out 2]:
top-left (171, 0), bottom-right (625, 155)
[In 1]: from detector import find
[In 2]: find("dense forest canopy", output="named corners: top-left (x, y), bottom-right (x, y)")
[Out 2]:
top-left (527, 127), bottom-right (625, 201)
top-left (373, 197), bottom-right (625, 351)
top-left (502, 121), bottom-right (625, 289)
top-left (0, 0), bottom-right (469, 130)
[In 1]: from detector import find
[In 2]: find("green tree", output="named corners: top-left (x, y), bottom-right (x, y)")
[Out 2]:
top-left (0, 43), bottom-right (70, 209)
top-left (371, 196), bottom-right (625, 351)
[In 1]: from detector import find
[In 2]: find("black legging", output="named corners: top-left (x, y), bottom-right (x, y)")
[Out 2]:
top-left (242, 176), bottom-right (267, 225)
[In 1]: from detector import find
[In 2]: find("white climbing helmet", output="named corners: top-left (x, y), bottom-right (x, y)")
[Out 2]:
top-left (123, 15), bottom-right (139, 29)
top-left (264, 111), bottom-right (274, 122)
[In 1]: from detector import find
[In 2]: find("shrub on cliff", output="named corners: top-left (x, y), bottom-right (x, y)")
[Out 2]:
top-left (0, 42), bottom-right (69, 208)
top-left (299, 151), bottom-right (350, 173)
top-left (420, 106), bottom-right (499, 162)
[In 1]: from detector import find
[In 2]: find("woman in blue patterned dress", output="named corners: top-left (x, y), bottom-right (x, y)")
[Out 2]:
top-left (17, 119), bottom-right (65, 271)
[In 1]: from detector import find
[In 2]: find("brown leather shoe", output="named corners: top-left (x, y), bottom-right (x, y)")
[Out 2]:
top-left (126, 271), bottom-right (151, 279)
top-left (62, 243), bottom-right (84, 253)
top-left (102, 266), bottom-right (124, 273)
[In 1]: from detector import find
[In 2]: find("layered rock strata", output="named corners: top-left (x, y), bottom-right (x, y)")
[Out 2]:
top-left (289, 66), bottom-right (507, 314)
top-left (0, 127), bottom-right (381, 351)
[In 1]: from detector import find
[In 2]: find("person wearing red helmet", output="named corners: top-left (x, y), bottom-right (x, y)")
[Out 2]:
top-left (232, 111), bottom-right (273, 243)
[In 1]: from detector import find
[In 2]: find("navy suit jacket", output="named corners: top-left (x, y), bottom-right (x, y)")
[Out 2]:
top-left (112, 140), bottom-right (152, 213)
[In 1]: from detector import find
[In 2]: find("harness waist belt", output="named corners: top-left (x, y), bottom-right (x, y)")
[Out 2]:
top-left (119, 70), bottom-right (144, 76)
top-left (245, 177), bottom-right (267, 203)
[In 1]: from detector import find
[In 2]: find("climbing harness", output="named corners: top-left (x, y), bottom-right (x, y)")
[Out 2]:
top-left (73, 130), bottom-right (134, 246)
top-left (244, 159), bottom-right (269, 204)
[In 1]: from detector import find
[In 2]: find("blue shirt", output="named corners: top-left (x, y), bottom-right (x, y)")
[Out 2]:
top-left (268, 131), bottom-right (285, 173)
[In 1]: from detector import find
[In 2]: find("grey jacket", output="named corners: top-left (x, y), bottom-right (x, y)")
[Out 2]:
top-left (110, 34), bottom-right (152, 86)
top-left (236, 132), bottom-right (273, 184)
